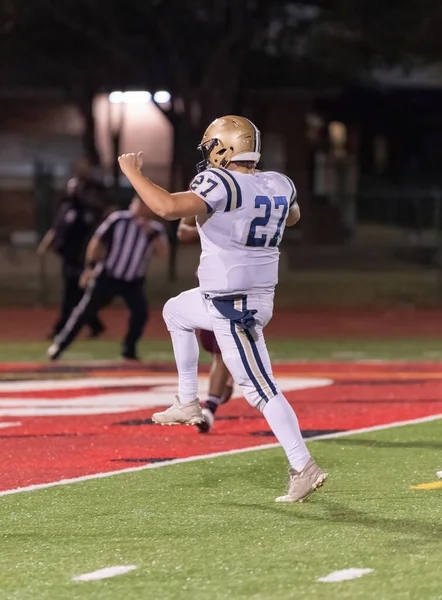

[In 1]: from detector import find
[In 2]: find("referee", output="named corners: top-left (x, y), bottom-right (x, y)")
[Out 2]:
top-left (47, 196), bottom-right (169, 361)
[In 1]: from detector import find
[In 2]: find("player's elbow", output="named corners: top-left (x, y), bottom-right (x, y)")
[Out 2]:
top-left (286, 205), bottom-right (301, 227)
top-left (87, 236), bottom-right (105, 261)
top-left (177, 226), bottom-right (199, 243)
top-left (156, 206), bottom-right (179, 221)
top-left (177, 228), bottom-right (186, 241)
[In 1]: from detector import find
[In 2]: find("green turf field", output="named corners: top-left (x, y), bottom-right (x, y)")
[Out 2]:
top-left (2, 337), bottom-right (442, 362)
top-left (1, 420), bottom-right (441, 599)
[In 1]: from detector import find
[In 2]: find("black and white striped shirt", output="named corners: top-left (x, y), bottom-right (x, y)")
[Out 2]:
top-left (95, 210), bottom-right (166, 281)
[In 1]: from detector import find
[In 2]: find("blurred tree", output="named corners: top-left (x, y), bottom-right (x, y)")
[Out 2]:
top-left (1, 0), bottom-right (442, 263)
top-left (2, 0), bottom-right (441, 176)
top-left (0, 0), bottom-right (133, 167)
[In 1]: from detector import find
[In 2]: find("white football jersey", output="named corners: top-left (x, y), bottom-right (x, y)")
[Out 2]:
top-left (189, 167), bottom-right (297, 295)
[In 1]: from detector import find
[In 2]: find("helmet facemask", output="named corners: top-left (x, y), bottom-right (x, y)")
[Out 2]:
top-left (196, 138), bottom-right (234, 173)
top-left (196, 139), bottom-right (218, 173)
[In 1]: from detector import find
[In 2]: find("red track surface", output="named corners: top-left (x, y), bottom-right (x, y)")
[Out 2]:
top-left (3, 306), bottom-right (442, 340)
top-left (0, 362), bottom-right (441, 493)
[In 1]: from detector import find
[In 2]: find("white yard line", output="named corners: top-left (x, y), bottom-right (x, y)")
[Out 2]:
top-left (72, 566), bottom-right (137, 582)
top-left (0, 413), bottom-right (441, 498)
top-left (317, 568), bottom-right (374, 583)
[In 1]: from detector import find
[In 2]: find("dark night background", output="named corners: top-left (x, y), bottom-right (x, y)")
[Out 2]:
top-left (2, 0), bottom-right (442, 307)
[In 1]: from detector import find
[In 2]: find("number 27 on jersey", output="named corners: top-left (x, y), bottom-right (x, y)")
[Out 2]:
top-left (246, 195), bottom-right (288, 248)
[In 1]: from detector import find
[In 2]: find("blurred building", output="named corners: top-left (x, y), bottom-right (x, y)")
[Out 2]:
top-left (0, 89), bottom-right (172, 239)
top-left (249, 68), bottom-right (442, 245)
top-left (2, 72), bottom-right (442, 308)
top-left (2, 74), bottom-right (442, 241)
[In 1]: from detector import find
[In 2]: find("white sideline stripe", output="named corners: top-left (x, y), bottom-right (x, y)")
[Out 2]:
top-left (0, 421), bottom-right (21, 429)
top-left (0, 376), bottom-right (328, 392)
top-left (317, 568), bottom-right (373, 583)
top-left (72, 566), bottom-right (137, 582)
top-left (0, 413), bottom-right (441, 498)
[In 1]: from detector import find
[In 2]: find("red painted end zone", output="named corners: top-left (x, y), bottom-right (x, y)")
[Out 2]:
top-left (0, 361), bottom-right (441, 493)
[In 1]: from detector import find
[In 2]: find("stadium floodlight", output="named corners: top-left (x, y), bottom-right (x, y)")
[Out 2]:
top-left (109, 91), bottom-right (125, 104)
top-left (123, 91), bottom-right (152, 104)
top-left (153, 91), bottom-right (171, 104)
top-left (108, 91), bottom-right (152, 104)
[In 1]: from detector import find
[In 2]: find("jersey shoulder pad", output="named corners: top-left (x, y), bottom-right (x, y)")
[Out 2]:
top-left (189, 168), bottom-right (242, 212)
top-left (207, 167), bottom-right (243, 212)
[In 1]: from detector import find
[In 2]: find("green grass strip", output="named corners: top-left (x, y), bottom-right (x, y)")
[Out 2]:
top-left (0, 420), bottom-right (441, 599)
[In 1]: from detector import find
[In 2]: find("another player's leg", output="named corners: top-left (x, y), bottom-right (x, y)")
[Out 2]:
top-left (208, 294), bottom-right (327, 503)
top-left (198, 353), bottom-right (232, 433)
top-left (153, 288), bottom-right (213, 425)
top-left (197, 330), bottom-right (233, 433)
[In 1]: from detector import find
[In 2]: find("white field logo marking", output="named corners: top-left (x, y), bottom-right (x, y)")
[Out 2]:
top-left (0, 376), bottom-right (332, 417)
top-left (317, 568), bottom-right (374, 583)
top-left (72, 566), bottom-right (137, 582)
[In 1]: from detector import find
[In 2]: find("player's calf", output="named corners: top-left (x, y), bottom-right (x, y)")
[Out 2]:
top-left (197, 378), bottom-right (234, 433)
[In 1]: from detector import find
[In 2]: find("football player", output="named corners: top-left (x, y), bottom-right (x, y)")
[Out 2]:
top-left (178, 216), bottom-right (234, 433)
top-left (119, 115), bottom-right (327, 502)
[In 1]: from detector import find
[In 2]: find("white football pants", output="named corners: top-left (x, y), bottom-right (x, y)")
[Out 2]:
top-left (162, 287), bottom-right (310, 471)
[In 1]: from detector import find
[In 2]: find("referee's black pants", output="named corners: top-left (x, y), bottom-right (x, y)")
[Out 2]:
top-left (51, 271), bottom-right (104, 338)
top-left (53, 271), bottom-right (148, 359)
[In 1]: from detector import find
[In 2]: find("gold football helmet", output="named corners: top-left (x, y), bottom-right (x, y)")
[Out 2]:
top-left (196, 115), bottom-right (261, 173)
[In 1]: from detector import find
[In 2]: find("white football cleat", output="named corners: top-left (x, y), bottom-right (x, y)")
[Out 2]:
top-left (276, 457), bottom-right (327, 503)
top-left (152, 397), bottom-right (204, 426)
top-left (437, 471), bottom-right (442, 479)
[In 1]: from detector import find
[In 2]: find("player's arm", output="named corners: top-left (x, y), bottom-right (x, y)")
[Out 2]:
top-left (286, 203), bottom-right (301, 227)
top-left (45, 199), bottom-right (74, 256)
top-left (118, 153), bottom-right (208, 220)
top-left (85, 234), bottom-right (106, 266)
top-left (36, 229), bottom-right (56, 255)
top-left (79, 234), bottom-right (106, 288)
top-left (79, 214), bottom-right (115, 287)
top-left (177, 216), bottom-right (200, 243)
top-left (284, 176), bottom-right (300, 227)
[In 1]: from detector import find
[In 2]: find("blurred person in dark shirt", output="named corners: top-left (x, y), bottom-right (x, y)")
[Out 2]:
top-left (37, 157), bottom-right (108, 338)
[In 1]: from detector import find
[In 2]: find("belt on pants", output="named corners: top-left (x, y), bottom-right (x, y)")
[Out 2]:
top-left (206, 294), bottom-right (257, 330)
